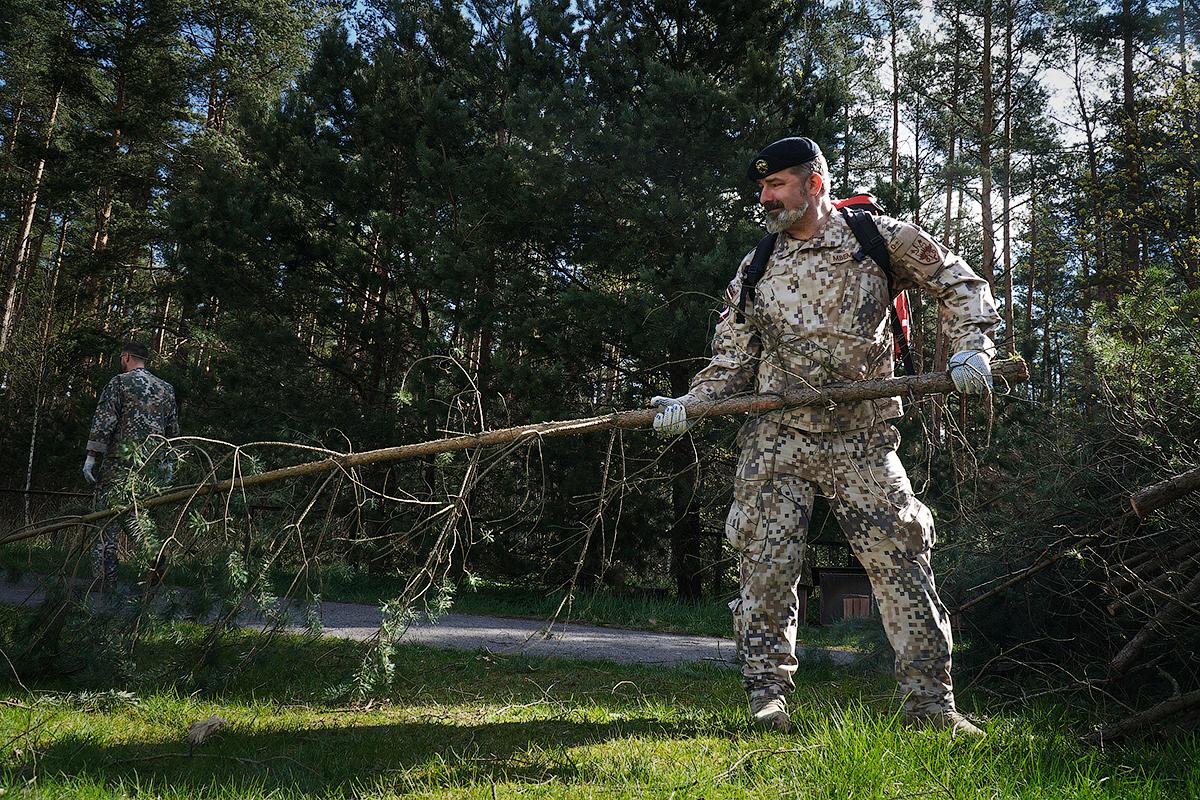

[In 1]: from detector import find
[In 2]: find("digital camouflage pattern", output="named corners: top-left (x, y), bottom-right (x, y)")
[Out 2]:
top-left (729, 418), bottom-right (953, 714)
top-left (87, 367), bottom-right (178, 584)
top-left (685, 212), bottom-right (999, 431)
top-left (91, 495), bottom-right (144, 586)
top-left (686, 210), bottom-right (999, 717)
top-left (87, 367), bottom-right (179, 476)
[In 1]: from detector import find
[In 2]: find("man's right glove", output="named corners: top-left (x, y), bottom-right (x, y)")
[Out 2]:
top-left (650, 396), bottom-right (693, 438)
top-left (82, 453), bottom-right (98, 484)
top-left (948, 351), bottom-right (993, 395)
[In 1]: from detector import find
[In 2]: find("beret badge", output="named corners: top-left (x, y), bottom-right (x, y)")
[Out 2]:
top-left (747, 137), bottom-right (822, 182)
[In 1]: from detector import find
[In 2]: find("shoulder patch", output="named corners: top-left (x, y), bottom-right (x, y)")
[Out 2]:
top-left (907, 232), bottom-right (942, 266)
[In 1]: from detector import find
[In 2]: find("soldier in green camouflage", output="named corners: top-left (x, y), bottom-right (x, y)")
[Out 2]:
top-left (83, 342), bottom-right (179, 588)
top-left (652, 138), bottom-right (999, 739)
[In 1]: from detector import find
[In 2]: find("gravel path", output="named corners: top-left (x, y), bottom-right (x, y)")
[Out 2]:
top-left (0, 578), bottom-right (859, 668)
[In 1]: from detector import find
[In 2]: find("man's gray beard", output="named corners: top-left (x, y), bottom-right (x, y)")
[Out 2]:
top-left (764, 201), bottom-right (808, 234)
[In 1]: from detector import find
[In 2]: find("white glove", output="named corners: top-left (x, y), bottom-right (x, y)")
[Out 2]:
top-left (650, 395), bottom-right (692, 437)
top-left (82, 454), bottom-right (98, 484)
top-left (949, 351), bottom-right (993, 395)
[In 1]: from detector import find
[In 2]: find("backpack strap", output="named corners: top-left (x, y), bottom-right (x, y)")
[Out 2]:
top-left (839, 208), bottom-right (916, 376)
top-left (735, 233), bottom-right (777, 324)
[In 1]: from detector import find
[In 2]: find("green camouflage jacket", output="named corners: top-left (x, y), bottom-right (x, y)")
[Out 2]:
top-left (86, 367), bottom-right (179, 470)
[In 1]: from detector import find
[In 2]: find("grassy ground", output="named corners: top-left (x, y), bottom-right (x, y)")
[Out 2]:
top-left (0, 542), bottom-right (878, 650)
top-left (0, 613), bottom-right (1196, 799)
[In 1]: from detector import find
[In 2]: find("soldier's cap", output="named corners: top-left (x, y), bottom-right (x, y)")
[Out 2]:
top-left (748, 137), bottom-right (822, 181)
top-left (121, 341), bottom-right (151, 361)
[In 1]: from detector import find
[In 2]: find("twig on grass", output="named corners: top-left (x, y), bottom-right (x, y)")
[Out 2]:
top-left (106, 750), bottom-right (319, 776)
top-left (683, 745), bottom-right (818, 787)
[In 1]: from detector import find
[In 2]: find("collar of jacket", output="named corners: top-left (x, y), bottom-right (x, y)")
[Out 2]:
top-left (778, 211), bottom-right (848, 254)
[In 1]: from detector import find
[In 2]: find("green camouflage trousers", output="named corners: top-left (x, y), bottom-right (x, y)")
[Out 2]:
top-left (727, 417), bottom-right (955, 715)
top-left (92, 469), bottom-right (138, 586)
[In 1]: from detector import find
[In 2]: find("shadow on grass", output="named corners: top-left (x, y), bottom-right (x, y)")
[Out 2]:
top-left (24, 715), bottom-right (691, 795)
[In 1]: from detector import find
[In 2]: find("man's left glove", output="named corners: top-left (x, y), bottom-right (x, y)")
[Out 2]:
top-left (650, 396), bottom-right (693, 438)
top-left (82, 454), bottom-right (98, 484)
top-left (948, 351), bottom-right (993, 395)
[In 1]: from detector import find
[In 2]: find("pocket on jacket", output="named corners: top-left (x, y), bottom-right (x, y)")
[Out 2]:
top-left (837, 263), bottom-right (889, 337)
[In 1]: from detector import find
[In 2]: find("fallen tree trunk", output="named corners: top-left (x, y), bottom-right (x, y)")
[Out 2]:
top-left (1106, 546), bottom-right (1200, 615)
top-left (958, 463), bottom-right (1200, 613)
top-left (1086, 688), bottom-right (1200, 744)
top-left (1110, 538), bottom-right (1200, 593)
top-left (1109, 569), bottom-right (1200, 674)
top-left (1130, 467), bottom-right (1200, 518)
top-left (2, 358), bottom-right (1029, 545)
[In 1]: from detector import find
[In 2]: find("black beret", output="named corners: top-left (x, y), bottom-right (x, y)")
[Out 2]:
top-left (747, 137), bottom-right (822, 181)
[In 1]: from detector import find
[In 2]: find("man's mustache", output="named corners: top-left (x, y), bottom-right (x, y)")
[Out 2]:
top-left (762, 201), bottom-right (784, 212)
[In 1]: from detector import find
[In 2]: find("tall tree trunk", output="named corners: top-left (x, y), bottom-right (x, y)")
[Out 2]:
top-left (979, 0), bottom-right (996, 286)
top-left (942, 135), bottom-right (957, 250)
top-left (14, 207), bottom-right (51, 326)
top-left (155, 294), bottom-right (172, 353)
top-left (1118, 0), bottom-right (1140, 283)
top-left (1180, 0), bottom-right (1198, 288)
top-left (913, 97), bottom-right (923, 223)
top-left (23, 215), bottom-right (68, 525)
top-left (1002, 0), bottom-right (1015, 354)
top-left (669, 363), bottom-right (702, 600)
top-left (92, 72), bottom-right (125, 253)
top-left (1, 89), bottom-right (61, 353)
top-left (1042, 268), bottom-right (1054, 404)
top-left (911, 100), bottom-right (925, 370)
top-left (4, 97), bottom-right (24, 155)
top-left (1182, 0), bottom-right (1189, 74)
top-left (934, 9), bottom-right (964, 437)
top-left (1024, 154), bottom-right (1037, 353)
top-left (842, 100), bottom-right (852, 192)
top-left (206, 8), bottom-right (225, 130)
top-left (668, 439), bottom-right (703, 601)
top-left (890, 4), bottom-right (901, 189)
top-left (1071, 32), bottom-right (1101, 412)
top-left (942, 4), bottom-right (963, 250)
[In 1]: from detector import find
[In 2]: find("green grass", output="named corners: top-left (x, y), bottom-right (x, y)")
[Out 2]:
top-left (0, 615), bottom-right (1196, 799)
top-left (0, 542), bottom-right (879, 650)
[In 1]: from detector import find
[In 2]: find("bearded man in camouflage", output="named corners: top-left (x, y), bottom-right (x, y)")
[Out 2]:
top-left (651, 137), bottom-right (999, 738)
top-left (82, 341), bottom-right (179, 589)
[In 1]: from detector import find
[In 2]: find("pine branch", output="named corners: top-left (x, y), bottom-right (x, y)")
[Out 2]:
top-left (1086, 688), bottom-right (1200, 744)
top-left (959, 464), bottom-right (1200, 613)
top-left (1109, 570), bottom-right (1200, 675)
top-left (1, 359), bottom-right (1029, 545)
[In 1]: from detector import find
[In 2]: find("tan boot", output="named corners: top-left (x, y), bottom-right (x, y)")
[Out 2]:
top-left (905, 710), bottom-right (985, 740)
top-left (749, 695), bottom-right (791, 734)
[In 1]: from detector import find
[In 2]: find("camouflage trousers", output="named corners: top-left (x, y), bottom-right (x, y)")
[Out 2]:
top-left (727, 417), bottom-right (955, 716)
top-left (91, 475), bottom-right (139, 586)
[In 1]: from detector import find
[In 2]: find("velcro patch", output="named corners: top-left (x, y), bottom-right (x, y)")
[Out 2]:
top-left (907, 233), bottom-right (942, 266)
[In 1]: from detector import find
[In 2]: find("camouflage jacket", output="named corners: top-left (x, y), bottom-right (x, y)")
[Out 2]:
top-left (685, 211), bottom-right (1000, 432)
top-left (86, 368), bottom-right (179, 468)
